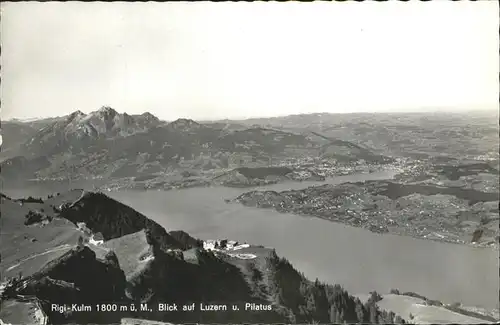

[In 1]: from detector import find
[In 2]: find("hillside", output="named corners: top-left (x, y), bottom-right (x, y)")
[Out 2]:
top-left (57, 191), bottom-right (185, 251)
top-left (1, 190), bottom-right (409, 324)
top-left (356, 292), bottom-right (498, 324)
top-left (232, 180), bottom-right (500, 247)
top-left (0, 121), bottom-right (39, 159)
top-left (213, 166), bottom-right (325, 188)
top-left (0, 191), bottom-right (84, 280)
top-left (231, 111), bottom-right (499, 162)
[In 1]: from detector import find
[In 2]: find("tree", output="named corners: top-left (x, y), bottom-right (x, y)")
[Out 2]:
top-left (77, 235), bottom-right (84, 247)
top-left (105, 250), bottom-right (120, 267)
top-left (338, 310), bottom-right (344, 324)
top-left (388, 311), bottom-right (396, 323)
top-left (306, 292), bottom-right (316, 311)
top-left (355, 300), bottom-right (364, 323)
top-left (329, 305), bottom-right (338, 323)
top-left (471, 228), bottom-right (484, 243)
top-left (368, 304), bottom-right (377, 324)
top-left (145, 228), bottom-right (155, 245)
top-left (369, 291), bottom-right (382, 303)
top-left (299, 305), bottom-right (309, 317)
top-left (299, 281), bottom-right (309, 297)
top-left (276, 287), bottom-right (285, 305)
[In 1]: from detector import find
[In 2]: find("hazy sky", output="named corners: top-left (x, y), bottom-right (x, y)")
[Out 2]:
top-left (1, 1), bottom-right (498, 120)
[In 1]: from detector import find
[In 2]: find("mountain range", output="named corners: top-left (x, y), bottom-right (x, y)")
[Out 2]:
top-left (1, 107), bottom-right (390, 187)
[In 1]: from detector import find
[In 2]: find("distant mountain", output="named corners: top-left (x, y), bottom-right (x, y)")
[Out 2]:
top-left (310, 131), bottom-right (393, 163)
top-left (0, 121), bottom-right (40, 159)
top-left (204, 121), bottom-right (248, 133)
top-left (0, 155), bottom-right (51, 181)
top-left (1, 108), bottom-right (396, 186)
top-left (1, 190), bottom-right (408, 325)
top-left (21, 107), bottom-right (161, 157)
top-left (1, 115), bottom-right (89, 158)
top-left (165, 118), bottom-right (203, 131)
top-left (225, 111), bottom-right (500, 161)
top-left (0, 109), bottom-right (312, 181)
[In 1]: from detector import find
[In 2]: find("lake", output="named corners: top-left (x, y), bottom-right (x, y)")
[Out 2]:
top-left (3, 171), bottom-right (499, 310)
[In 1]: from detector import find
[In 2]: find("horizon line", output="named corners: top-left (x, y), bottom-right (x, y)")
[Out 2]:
top-left (3, 106), bottom-right (498, 123)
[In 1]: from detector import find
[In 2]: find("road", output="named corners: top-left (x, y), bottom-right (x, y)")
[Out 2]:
top-left (5, 244), bottom-right (74, 272)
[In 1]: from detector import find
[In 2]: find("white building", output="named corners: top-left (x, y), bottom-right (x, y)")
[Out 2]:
top-left (226, 240), bottom-right (238, 249)
top-left (89, 232), bottom-right (104, 246)
top-left (203, 240), bottom-right (217, 251)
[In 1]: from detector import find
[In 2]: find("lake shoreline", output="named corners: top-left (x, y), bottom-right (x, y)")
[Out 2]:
top-left (3, 171), bottom-right (499, 310)
top-left (238, 205), bottom-right (500, 251)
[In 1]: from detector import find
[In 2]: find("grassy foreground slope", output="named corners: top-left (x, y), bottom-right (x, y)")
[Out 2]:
top-left (0, 191), bottom-right (84, 280)
top-left (356, 293), bottom-right (498, 324)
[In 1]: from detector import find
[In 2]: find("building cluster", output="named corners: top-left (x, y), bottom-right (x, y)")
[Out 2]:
top-left (203, 239), bottom-right (250, 251)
